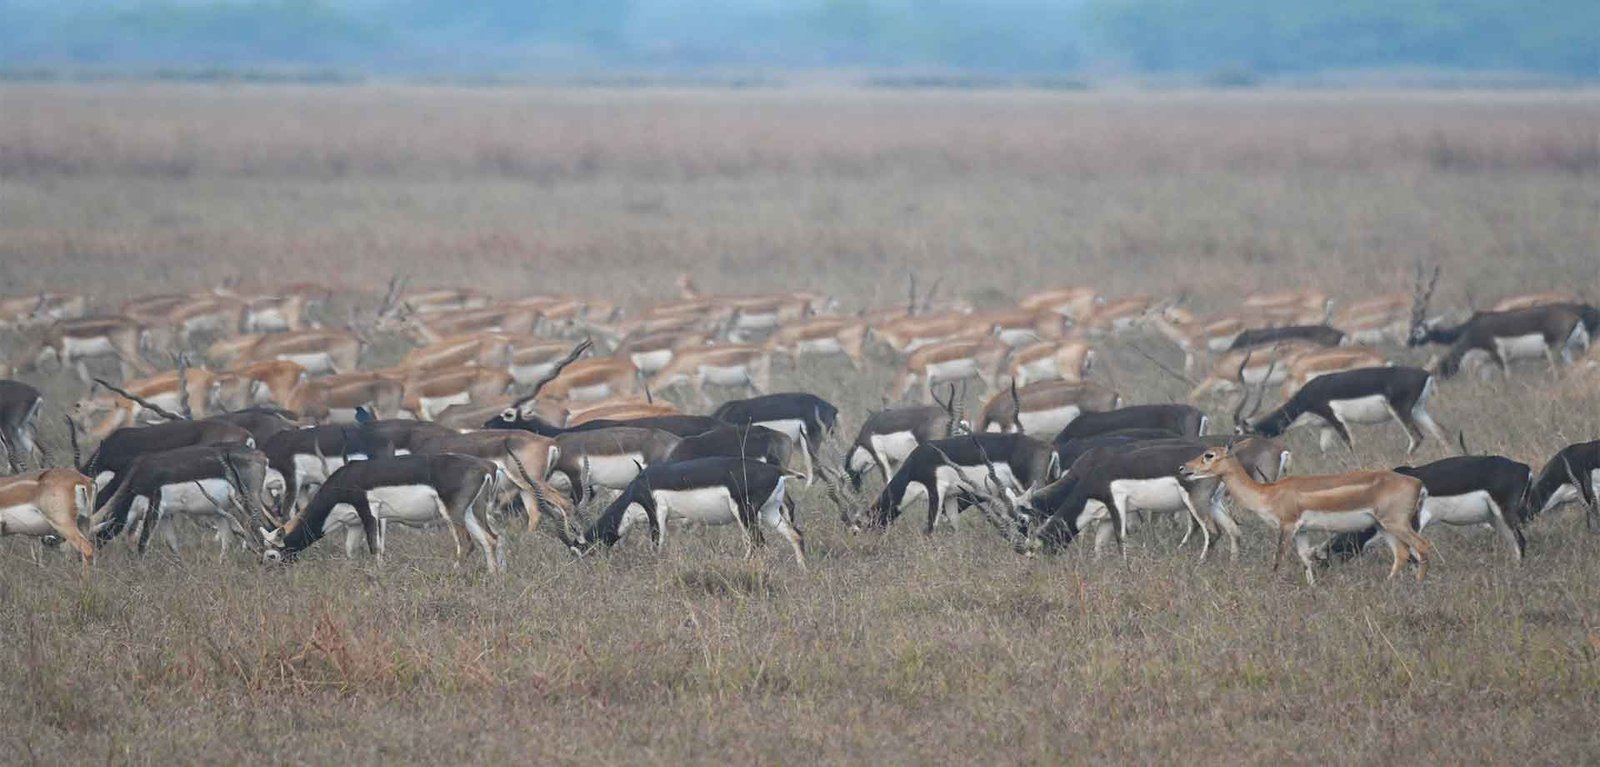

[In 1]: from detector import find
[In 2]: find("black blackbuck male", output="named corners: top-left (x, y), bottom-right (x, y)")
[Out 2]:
top-left (1526, 440), bottom-right (1598, 526)
top-left (1178, 444), bottom-right (1431, 585)
top-left (711, 392), bottom-right (838, 483)
top-left (1319, 455), bottom-right (1534, 562)
top-left (842, 405), bottom-right (954, 491)
top-left (854, 433), bottom-right (1059, 534)
top-left (90, 443), bottom-right (273, 558)
top-left (0, 380), bottom-right (44, 472)
top-left (1241, 366), bottom-right (1448, 454)
top-left (261, 454), bottom-right (507, 572)
top-left (557, 457), bottom-right (807, 569)
top-left (1408, 271), bottom-right (1596, 377)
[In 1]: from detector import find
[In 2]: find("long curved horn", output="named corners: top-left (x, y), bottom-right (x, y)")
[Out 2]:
top-left (93, 378), bottom-right (185, 421)
top-left (1229, 349), bottom-right (1256, 427)
top-left (513, 338), bottom-right (593, 408)
top-left (1009, 378), bottom-right (1023, 434)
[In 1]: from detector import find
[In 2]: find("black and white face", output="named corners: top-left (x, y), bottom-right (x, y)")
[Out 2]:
top-left (1406, 323), bottom-right (1431, 346)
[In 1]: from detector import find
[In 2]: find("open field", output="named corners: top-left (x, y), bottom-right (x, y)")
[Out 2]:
top-left (1, 85), bottom-right (1599, 764)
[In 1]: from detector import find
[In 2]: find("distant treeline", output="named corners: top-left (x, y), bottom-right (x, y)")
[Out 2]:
top-left (0, 0), bottom-right (1594, 79)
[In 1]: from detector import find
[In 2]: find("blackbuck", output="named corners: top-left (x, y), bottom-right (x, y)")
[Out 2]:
top-left (614, 329), bottom-right (712, 377)
top-left (1241, 288), bottom-right (1331, 320)
top-left (206, 406), bottom-right (303, 446)
top-left (1526, 440), bottom-right (1598, 525)
top-left (842, 405), bottom-right (955, 491)
top-left (649, 345), bottom-right (772, 405)
top-left (261, 424), bottom-right (399, 516)
top-left (977, 380), bottom-right (1120, 436)
top-left (1006, 339), bottom-right (1094, 386)
top-left (389, 305), bottom-right (539, 344)
top-left (1188, 342), bottom-right (1321, 401)
top-left (854, 433), bottom-right (1058, 533)
top-left (557, 457), bottom-right (806, 569)
top-left (1226, 324), bottom-right (1345, 352)
top-left (764, 316), bottom-right (869, 369)
top-left (666, 425), bottom-right (794, 471)
top-left (885, 336), bottom-right (1008, 403)
top-left (15, 316), bottom-right (155, 383)
top-left (140, 294), bottom-right (249, 350)
top-left (1410, 304), bottom-right (1596, 377)
top-left (1276, 347), bottom-right (1391, 399)
top-left (396, 286), bottom-right (489, 315)
top-left (1018, 438), bottom-right (1286, 560)
top-left (72, 367), bottom-right (221, 441)
top-left (548, 426), bottom-right (683, 503)
top-left (0, 380), bottom-right (44, 472)
top-left (1319, 456), bottom-right (1534, 562)
top-left (1241, 366), bottom-right (1448, 454)
top-left (233, 329), bottom-right (363, 376)
top-left (1053, 428), bottom-right (1190, 473)
top-left (1081, 295), bottom-right (1158, 335)
top-left (542, 356), bottom-right (643, 402)
top-left (675, 274), bottom-right (827, 341)
top-left (0, 469), bottom-right (96, 563)
top-left (972, 309), bottom-right (1069, 347)
top-left (212, 359), bottom-right (308, 411)
top-left (261, 454), bottom-right (507, 572)
top-left (90, 443), bottom-right (272, 557)
top-left (393, 333), bottom-right (512, 373)
top-left (869, 311), bottom-right (987, 355)
top-left (565, 399), bottom-right (680, 424)
top-left (1334, 293), bottom-right (1415, 345)
top-left (1492, 290), bottom-right (1582, 311)
top-left (395, 427), bottom-right (569, 536)
top-left (1149, 310), bottom-right (1257, 371)
top-left (395, 366), bottom-right (512, 420)
top-left (1055, 404), bottom-right (1207, 444)
top-left (1018, 286), bottom-right (1100, 320)
top-left (286, 372), bottom-right (404, 423)
top-left (1178, 444), bottom-right (1432, 585)
top-left (711, 393), bottom-right (838, 482)
top-left (84, 418), bottom-right (255, 509)
top-left (230, 291), bottom-right (313, 333)
top-left (0, 292), bottom-right (88, 329)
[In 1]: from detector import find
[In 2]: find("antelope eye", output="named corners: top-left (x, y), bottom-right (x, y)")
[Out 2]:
top-left (500, 408), bottom-right (517, 420)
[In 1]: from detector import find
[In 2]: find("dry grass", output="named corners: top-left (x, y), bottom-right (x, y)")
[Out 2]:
top-left (2, 84), bottom-right (1599, 764)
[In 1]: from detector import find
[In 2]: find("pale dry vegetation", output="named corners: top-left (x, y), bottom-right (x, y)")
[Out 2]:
top-left (1, 84), bottom-right (1599, 764)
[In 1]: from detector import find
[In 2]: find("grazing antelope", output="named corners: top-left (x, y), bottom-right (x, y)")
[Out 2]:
top-left (287, 372), bottom-right (404, 423)
top-left (1178, 444), bottom-right (1431, 585)
top-left (212, 359), bottom-right (308, 411)
top-left (856, 434), bottom-right (1059, 533)
top-left (1525, 440), bottom-right (1598, 524)
top-left (84, 418), bottom-right (255, 508)
top-left (1149, 310), bottom-right (1263, 372)
top-left (843, 405), bottom-right (955, 491)
top-left (90, 443), bottom-right (272, 557)
top-left (711, 393), bottom-right (838, 482)
top-left (764, 316), bottom-right (869, 369)
top-left (233, 292), bottom-right (312, 333)
top-left (1007, 339), bottom-right (1094, 386)
top-left (548, 426), bottom-right (683, 503)
top-left (1019, 287), bottom-right (1099, 319)
top-left (649, 344), bottom-right (771, 405)
top-left (205, 333), bottom-right (269, 367)
top-left (72, 367), bottom-right (220, 441)
top-left (560, 457), bottom-right (806, 569)
top-left (978, 380), bottom-right (1121, 435)
top-left (666, 425), bottom-right (794, 471)
top-left (261, 423), bottom-right (398, 516)
top-left (885, 336), bottom-right (1008, 403)
top-left (1492, 291), bottom-right (1581, 311)
top-left (1055, 404), bottom-right (1207, 444)
top-left (234, 329), bottom-right (363, 376)
top-left (261, 454), bottom-right (507, 571)
top-left (0, 292), bottom-right (88, 329)
top-left (0, 468), bottom-right (96, 563)
top-left (1320, 456), bottom-right (1533, 562)
top-left (399, 427), bottom-right (568, 535)
top-left (0, 380), bottom-right (43, 472)
top-left (1242, 366), bottom-right (1447, 454)
top-left (1412, 304), bottom-right (1596, 377)
top-left (14, 316), bottom-right (155, 383)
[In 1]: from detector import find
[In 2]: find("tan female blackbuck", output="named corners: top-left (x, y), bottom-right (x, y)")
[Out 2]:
top-left (1178, 444), bottom-right (1432, 585)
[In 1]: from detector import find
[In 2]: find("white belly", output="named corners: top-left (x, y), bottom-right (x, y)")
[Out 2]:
top-left (1300, 509), bottom-right (1376, 533)
top-left (0, 504), bottom-right (54, 537)
top-left (701, 364), bottom-right (752, 386)
top-left (417, 392), bottom-right (470, 419)
top-left (869, 431), bottom-right (920, 466)
top-left (142, 391), bottom-right (184, 415)
top-left (1207, 334), bottom-right (1239, 352)
top-left (585, 453), bottom-right (645, 488)
top-left (653, 487), bottom-right (740, 525)
top-left (735, 312), bottom-right (779, 331)
top-left (1541, 469), bottom-right (1600, 515)
top-left (565, 382), bottom-right (613, 402)
top-left (754, 418), bottom-right (805, 442)
top-left (509, 362), bottom-right (555, 386)
top-left (1328, 395), bottom-right (1393, 425)
top-left (62, 335), bottom-right (116, 359)
top-left (1419, 490), bottom-right (1496, 528)
top-left (925, 359), bottom-right (979, 383)
top-left (997, 328), bottom-right (1038, 347)
top-left (796, 338), bottom-right (843, 355)
top-left (281, 352), bottom-right (335, 374)
top-left (629, 349), bottom-right (674, 375)
top-left (155, 478), bottom-right (238, 517)
top-left (1019, 358), bottom-right (1058, 381)
top-left (365, 484), bottom-right (445, 524)
top-left (933, 463), bottom-right (1019, 497)
top-left (1017, 405), bottom-right (1080, 436)
top-left (246, 307), bottom-right (290, 332)
top-left (293, 452), bottom-right (366, 484)
top-left (1109, 477), bottom-right (1189, 515)
top-left (1494, 333), bottom-right (1548, 362)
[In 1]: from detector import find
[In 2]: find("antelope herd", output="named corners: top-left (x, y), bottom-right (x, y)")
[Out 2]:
top-left (0, 265), bottom-right (1594, 585)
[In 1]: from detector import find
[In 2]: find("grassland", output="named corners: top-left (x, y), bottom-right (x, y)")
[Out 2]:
top-left (1, 84), bottom-right (1598, 764)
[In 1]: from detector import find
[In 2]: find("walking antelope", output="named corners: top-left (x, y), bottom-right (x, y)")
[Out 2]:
top-left (389, 305), bottom-right (539, 343)
top-left (234, 329), bottom-right (363, 376)
top-left (1319, 456), bottom-right (1533, 562)
top-left (870, 311), bottom-right (987, 355)
top-left (1019, 286), bottom-right (1099, 319)
top-left (711, 393), bottom-right (838, 483)
top-left (842, 405), bottom-right (954, 491)
top-left (1052, 428), bottom-right (1188, 473)
top-left (1188, 342), bottom-right (1321, 401)
top-left (261, 454), bottom-right (507, 572)
top-left (84, 418), bottom-right (255, 508)
top-left (565, 398), bottom-right (680, 424)
top-left (90, 443), bottom-right (272, 557)
top-left (548, 426), bottom-right (683, 503)
top-left (1081, 295), bottom-right (1158, 335)
top-left (1227, 324), bottom-right (1345, 352)
top-left (614, 329), bottom-right (712, 377)
top-left (0, 292), bottom-right (87, 329)
top-left (393, 333), bottom-right (511, 373)
top-left (1525, 440), bottom-right (1598, 524)
top-left (977, 380), bottom-right (1121, 435)
top-left (974, 309), bottom-right (1069, 347)
top-left (1411, 304), bottom-right (1596, 377)
top-left (398, 427), bottom-right (570, 536)
top-left (1242, 366), bottom-right (1448, 454)
top-left (1055, 404), bottom-right (1207, 443)
top-left (0, 469), bottom-right (96, 563)
top-left (1179, 444), bottom-right (1431, 585)
top-left (287, 372), bottom-right (404, 423)
top-left (559, 457), bottom-right (806, 569)
top-left (0, 380), bottom-right (43, 472)
top-left (1007, 339), bottom-right (1094, 386)
top-left (1334, 293), bottom-right (1415, 345)
top-left (764, 316), bottom-right (869, 369)
top-left (1241, 288), bottom-right (1331, 320)
top-left (885, 336), bottom-right (1009, 403)
top-left (1276, 347), bottom-right (1391, 399)
top-left (14, 316), bottom-right (155, 383)
top-left (1492, 291), bottom-right (1582, 311)
top-left (395, 367), bottom-right (512, 421)
top-left (648, 344), bottom-right (772, 405)
top-left (212, 360), bottom-right (308, 411)
top-left (541, 356), bottom-right (643, 403)
top-left (855, 433), bottom-right (1059, 533)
